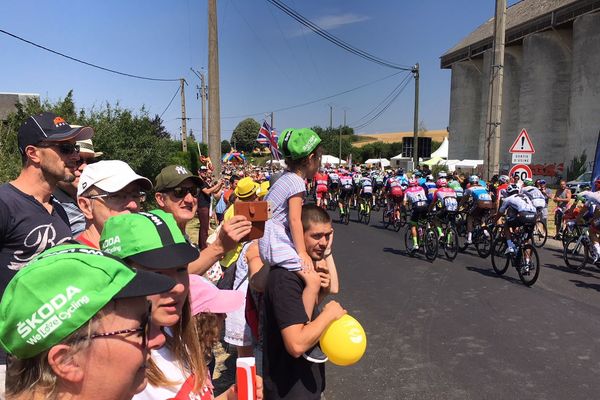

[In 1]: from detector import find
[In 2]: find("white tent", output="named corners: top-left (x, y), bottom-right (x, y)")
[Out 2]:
top-left (455, 159), bottom-right (484, 169)
top-left (430, 137), bottom-right (449, 159)
top-left (321, 155), bottom-right (346, 166)
top-left (364, 158), bottom-right (391, 167)
top-left (441, 159), bottom-right (461, 172)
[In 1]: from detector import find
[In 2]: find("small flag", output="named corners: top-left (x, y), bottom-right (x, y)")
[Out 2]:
top-left (257, 121), bottom-right (282, 160)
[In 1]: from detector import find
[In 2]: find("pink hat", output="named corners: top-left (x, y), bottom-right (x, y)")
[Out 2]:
top-left (189, 274), bottom-right (245, 315)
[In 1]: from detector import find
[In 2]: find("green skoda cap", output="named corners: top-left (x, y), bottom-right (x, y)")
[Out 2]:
top-left (278, 128), bottom-right (321, 160)
top-left (0, 244), bottom-right (176, 359)
top-left (100, 210), bottom-right (200, 269)
top-left (155, 165), bottom-right (202, 192)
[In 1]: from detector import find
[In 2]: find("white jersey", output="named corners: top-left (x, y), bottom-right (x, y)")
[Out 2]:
top-left (328, 173), bottom-right (340, 183)
top-left (578, 191), bottom-right (600, 208)
top-left (499, 194), bottom-right (536, 215)
top-left (521, 186), bottom-right (546, 209)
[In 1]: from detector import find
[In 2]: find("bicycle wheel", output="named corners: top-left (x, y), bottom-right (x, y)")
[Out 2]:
top-left (444, 227), bottom-right (459, 261)
top-left (394, 214), bottom-right (402, 232)
top-left (382, 209), bottom-right (391, 228)
top-left (563, 238), bottom-right (588, 271)
top-left (424, 229), bottom-right (439, 261)
top-left (364, 204), bottom-right (371, 225)
top-left (491, 238), bottom-right (510, 275)
top-left (517, 244), bottom-right (540, 286)
top-left (532, 220), bottom-right (547, 248)
top-left (357, 206), bottom-right (364, 223)
top-left (404, 228), bottom-right (415, 255)
top-left (475, 229), bottom-right (492, 258)
top-left (343, 207), bottom-right (350, 225)
top-left (455, 218), bottom-right (469, 252)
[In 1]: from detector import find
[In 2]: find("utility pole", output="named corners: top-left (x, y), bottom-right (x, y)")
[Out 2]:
top-left (270, 112), bottom-right (274, 130)
top-left (485, 0), bottom-right (507, 179)
top-left (343, 108), bottom-right (347, 127)
top-left (200, 72), bottom-right (207, 145)
top-left (190, 68), bottom-right (208, 145)
top-left (329, 105), bottom-right (333, 129)
top-left (208, 0), bottom-right (222, 177)
top-left (180, 78), bottom-right (188, 152)
top-left (412, 63), bottom-right (420, 169)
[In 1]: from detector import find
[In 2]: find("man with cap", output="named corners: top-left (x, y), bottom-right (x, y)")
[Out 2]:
top-left (197, 166), bottom-right (224, 249)
top-left (53, 137), bottom-right (103, 236)
top-left (0, 113), bottom-right (93, 279)
top-left (76, 160), bottom-right (152, 248)
top-left (154, 165), bottom-right (252, 275)
top-left (1, 243), bottom-right (175, 400)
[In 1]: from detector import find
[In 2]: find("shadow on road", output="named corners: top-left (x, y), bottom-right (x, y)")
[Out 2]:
top-left (544, 263), bottom-right (600, 279)
top-left (570, 279), bottom-right (600, 292)
top-left (466, 265), bottom-right (523, 285)
top-left (383, 247), bottom-right (405, 256)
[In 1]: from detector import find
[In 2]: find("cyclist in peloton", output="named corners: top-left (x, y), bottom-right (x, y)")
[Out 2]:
top-left (447, 175), bottom-right (464, 202)
top-left (404, 177), bottom-right (429, 251)
top-left (495, 175), bottom-right (510, 210)
top-left (385, 169), bottom-right (405, 217)
top-left (372, 170), bottom-right (385, 206)
top-left (573, 186), bottom-right (600, 262)
top-left (493, 184), bottom-right (537, 254)
top-left (520, 178), bottom-right (547, 216)
top-left (314, 168), bottom-right (329, 208)
top-left (422, 174), bottom-right (438, 204)
top-left (328, 168), bottom-right (340, 198)
top-left (429, 178), bottom-right (458, 238)
top-left (359, 172), bottom-right (373, 212)
top-left (338, 170), bottom-right (354, 216)
top-left (460, 175), bottom-right (494, 245)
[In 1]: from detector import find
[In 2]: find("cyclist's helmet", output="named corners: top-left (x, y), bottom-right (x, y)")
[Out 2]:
top-left (523, 178), bottom-right (534, 187)
top-left (438, 171), bottom-right (447, 178)
top-left (469, 175), bottom-right (479, 184)
top-left (580, 184), bottom-right (591, 191)
top-left (396, 168), bottom-right (404, 176)
top-left (408, 177), bottom-right (418, 187)
top-left (425, 174), bottom-right (433, 182)
top-left (436, 178), bottom-right (447, 188)
top-left (506, 183), bottom-right (520, 196)
top-left (414, 170), bottom-right (422, 177)
top-left (498, 175), bottom-right (509, 184)
top-left (362, 172), bottom-right (369, 177)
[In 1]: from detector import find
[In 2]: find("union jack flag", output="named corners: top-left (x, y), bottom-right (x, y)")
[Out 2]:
top-left (257, 121), bottom-right (282, 160)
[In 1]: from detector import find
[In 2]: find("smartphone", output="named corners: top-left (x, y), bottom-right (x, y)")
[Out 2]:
top-left (234, 201), bottom-right (272, 241)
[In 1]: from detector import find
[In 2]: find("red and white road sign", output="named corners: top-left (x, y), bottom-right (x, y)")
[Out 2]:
top-left (509, 164), bottom-right (533, 181)
top-left (509, 129), bottom-right (535, 154)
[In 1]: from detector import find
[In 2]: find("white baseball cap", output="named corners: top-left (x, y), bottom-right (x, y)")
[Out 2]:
top-left (77, 160), bottom-right (152, 197)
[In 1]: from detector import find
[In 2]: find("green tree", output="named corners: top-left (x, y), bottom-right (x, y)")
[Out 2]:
top-left (231, 118), bottom-right (260, 152)
top-left (221, 139), bottom-right (232, 153)
top-left (566, 151), bottom-right (587, 181)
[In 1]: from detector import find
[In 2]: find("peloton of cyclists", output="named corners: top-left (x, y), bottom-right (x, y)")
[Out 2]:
top-left (460, 175), bottom-right (494, 245)
top-left (404, 176), bottom-right (429, 251)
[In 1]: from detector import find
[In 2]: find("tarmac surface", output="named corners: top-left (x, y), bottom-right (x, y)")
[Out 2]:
top-left (325, 208), bottom-right (600, 400)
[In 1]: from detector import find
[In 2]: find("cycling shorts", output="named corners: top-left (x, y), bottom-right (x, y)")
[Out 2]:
top-left (410, 206), bottom-right (429, 225)
top-left (316, 185), bottom-right (328, 194)
top-left (340, 188), bottom-right (353, 200)
top-left (506, 211), bottom-right (536, 228)
top-left (329, 182), bottom-right (339, 190)
top-left (361, 191), bottom-right (373, 199)
top-left (469, 205), bottom-right (490, 220)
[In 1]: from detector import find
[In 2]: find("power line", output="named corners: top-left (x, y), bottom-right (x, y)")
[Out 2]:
top-left (352, 74), bottom-right (413, 131)
top-left (218, 70), bottom-right (405, 120)
top-left (265, 0), bottom-right (412, 71)
top-left (351, 72), bottom-right (412, 125)
top-left (159, 86), bottom-right (181, 119)
top-left (0, 29), bottom-right (180, 82)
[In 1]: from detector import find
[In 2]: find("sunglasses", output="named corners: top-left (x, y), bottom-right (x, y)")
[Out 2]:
top-left (168, 186), bottom-right (200, 199)
top-left (36, 142), bottom-right (80, 155)
top-left (76, 157), bottom-right (98, 167)
top-left (73, 302), bottom-right (152, 348)
top-left (86, 191), bottom-right (147, 205)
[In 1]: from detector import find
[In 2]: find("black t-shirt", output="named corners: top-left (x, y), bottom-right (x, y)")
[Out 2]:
top-left (0, 184), bottom-right (72, 295)
top-left (263, 266), bottom-right (325, 400)
top-left (197, 180), bottom-right (211, 208)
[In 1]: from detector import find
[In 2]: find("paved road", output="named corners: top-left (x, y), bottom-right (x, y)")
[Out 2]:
top-left (324, 208), bottom-right (600, 400)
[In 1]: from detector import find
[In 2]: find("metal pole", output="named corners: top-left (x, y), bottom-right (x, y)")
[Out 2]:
top-left (180, 78), bottom-right (188, 152)
top-left (412, 63), bottom-right (420, 169)
top-left (208, 0), bottom-right (222, 177)
top-left (486, 0), bottom-right (507, 179)
top-left (200, 72), bottom-right (208, 145)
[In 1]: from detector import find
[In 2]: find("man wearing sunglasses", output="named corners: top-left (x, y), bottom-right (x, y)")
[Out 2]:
top-left (154, 165), bottom-right (253, 275)
top-left (54, 138), bottom-right (103, 236)
top-left (76, 160), bottom-right (153, 248)
top-left (0, 112), bottom-right (93, 395)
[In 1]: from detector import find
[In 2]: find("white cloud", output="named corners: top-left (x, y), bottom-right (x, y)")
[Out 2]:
top-left (292, 13), bottom-right (370, 37)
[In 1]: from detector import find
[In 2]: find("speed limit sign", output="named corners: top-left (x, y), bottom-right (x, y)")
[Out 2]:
top-left (509, 164), bottom-right (533, 181)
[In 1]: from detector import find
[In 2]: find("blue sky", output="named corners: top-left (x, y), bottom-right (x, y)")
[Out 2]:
top-left (0, 0), bottom-right (519, 140)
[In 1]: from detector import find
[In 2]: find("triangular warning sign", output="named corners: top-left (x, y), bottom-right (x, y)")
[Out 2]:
top-left (509, 129), bottom-right (535, 154)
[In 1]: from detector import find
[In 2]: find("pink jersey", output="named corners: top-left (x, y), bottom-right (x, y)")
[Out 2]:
top-left (434, 187), bottom-right (458, 211)
top-left (404, 186), bottom-right (428, 207)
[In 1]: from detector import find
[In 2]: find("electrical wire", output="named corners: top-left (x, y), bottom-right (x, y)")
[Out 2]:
top-left (0, 29), bottom-right (180, 82)
top-left (351, 74), bottom-right (413, 131)
top-left (351, 72), bottom-right (412, 125)
top-left (159, 86), bottom-right (181, 119)
top-left (265, 0), bottom-right (413, 71)
top-left (217, 70), bottom-right (405, 120)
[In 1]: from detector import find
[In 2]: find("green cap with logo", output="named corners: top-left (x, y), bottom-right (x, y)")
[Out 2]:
top-left (278, 128), bottom-right (321, 160)
top-left (100, 210), bottom-right (200, 269)
top-left (155, 165), bottom-right (202, 192)
top-left (0, 244), bottom-right (176, 359)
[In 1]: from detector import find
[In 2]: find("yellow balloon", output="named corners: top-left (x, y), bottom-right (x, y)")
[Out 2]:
top-left (320, 314), bottom-right (367, 366)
